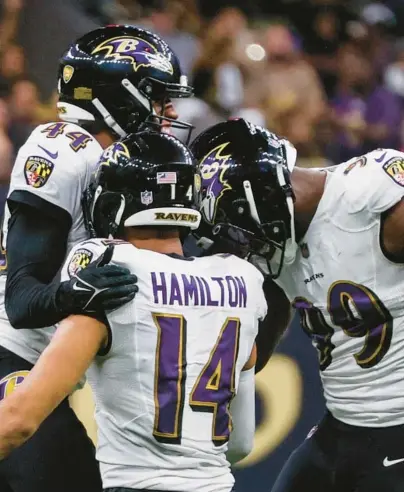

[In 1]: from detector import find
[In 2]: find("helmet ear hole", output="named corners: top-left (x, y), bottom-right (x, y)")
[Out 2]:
top-left (93, 192), bottom-right (126, 238)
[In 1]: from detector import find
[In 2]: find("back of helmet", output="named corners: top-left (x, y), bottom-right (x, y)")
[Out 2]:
top-left (84, 131), bottom-right (201, 239)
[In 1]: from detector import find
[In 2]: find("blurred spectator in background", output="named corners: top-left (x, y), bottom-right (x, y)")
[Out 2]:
top-left (0, 98), bottom-right (13, 213)
top-left (296, 0), bottom-right (357, 99)
top-left (172, 7), bottom-right (249, 140)
top-left (0, 43), bottom-right (25, 83)
top-left (0, 0), bottom-right (24, 95)
top-left (384, 40), bottom-right (404, 149)
top-left (193, 8), bottom-right (246, 111)
top-left (330, 42), bottom-right (401, 162)
top-left (0, 0), bottom-right (24, 204)
top-left (7, 78), bottom-right (40, 152)
top-left (129, 0), bottom-right (201, 77)
top-left (360, 2), bottom-right (396, 75)
top-left (0, 0), bottom-right (23, 52)
top-left (243, 22), bottom-right (327, 157)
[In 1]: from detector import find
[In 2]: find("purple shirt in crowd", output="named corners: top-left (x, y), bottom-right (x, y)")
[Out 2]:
top-left (332, 86), bottom-right (402, 162)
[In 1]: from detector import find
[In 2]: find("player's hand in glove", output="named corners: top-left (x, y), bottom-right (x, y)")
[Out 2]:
top-left (56, 245), bottom-right (138, 315)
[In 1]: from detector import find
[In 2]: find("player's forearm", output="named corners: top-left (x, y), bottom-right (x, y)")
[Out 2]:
top-left (0, 396), bottom-right (39, 460)
top-left (5, 275), bottom-right (63, 328)
top-left (0, 315), bottom-right (106, 460)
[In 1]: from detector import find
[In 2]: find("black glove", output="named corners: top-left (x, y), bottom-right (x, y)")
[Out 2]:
top-left (56, 245), bottom-right (138, 315)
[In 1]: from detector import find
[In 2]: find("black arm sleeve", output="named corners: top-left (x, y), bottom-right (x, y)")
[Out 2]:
top-left (255, 279), bottom-right (292, 374)
top-left (5, 191), bottom-right (72, 329)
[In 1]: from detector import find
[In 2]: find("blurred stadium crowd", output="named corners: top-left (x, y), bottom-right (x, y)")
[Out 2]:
top-left (1, 0), bottom-right (404, 210)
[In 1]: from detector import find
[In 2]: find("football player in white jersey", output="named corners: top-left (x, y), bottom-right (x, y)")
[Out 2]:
top-left (191, 118), bottom-right (404, 492)
top-left (0, 25), bottom-right (194, 492)
top-left (0, 131), bottom-right (266, 492)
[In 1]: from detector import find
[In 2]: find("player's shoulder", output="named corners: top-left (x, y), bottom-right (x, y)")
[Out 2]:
top-left (63, 238), bottom-right (132, 279)
top-left (21, 121), bottom-right (102, 162)
top-left (69, 238), bottom-right (131, 257)
top-left (339, 148), bottom-right (404, 180)
top-left (336, 149), bottom-right (404, 214)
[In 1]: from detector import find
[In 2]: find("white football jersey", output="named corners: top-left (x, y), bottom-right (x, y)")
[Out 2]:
top-left (0, 121), bottom-right (102, 364)
top-left (275, 149), bottom-right (404, 427)
top-left (61, 239), bottom-right (267, 492)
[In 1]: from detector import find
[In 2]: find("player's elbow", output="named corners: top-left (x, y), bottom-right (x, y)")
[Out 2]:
top-left (5, 309), bottom-right (28, 329)
top-left (5, 287), bottom-right (34, 329)
top-left (5, 306), bottom-right (27, 329)
top-left (5, 285), bottom-right (26, 329)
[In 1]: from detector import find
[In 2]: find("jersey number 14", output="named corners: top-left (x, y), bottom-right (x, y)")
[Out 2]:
top-left (152, 314), bottom-right (240, 447)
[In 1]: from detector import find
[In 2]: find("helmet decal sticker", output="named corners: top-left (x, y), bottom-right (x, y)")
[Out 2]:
top-left (99, 141), bottom-right (131, 167)
top-left (199, 142), bottom-right (233, 224)
top-left (91, 36), bottom-right (174, 74)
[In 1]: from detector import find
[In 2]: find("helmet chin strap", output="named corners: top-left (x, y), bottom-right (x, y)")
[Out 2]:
top-left (92, 78), bottom-right (156, 139)
top-left (243, 177), bottom-right (296, 269)
top-left (110, 195), bottom-right (126, 239)
top-left (92, 98), bottom-right (127, 138)
top-left (243, 180), bottom-right (261, 224)
top-left (121, 78), bottom-right (154, 113)
top-left (275, 157), bottom-right (297, 265)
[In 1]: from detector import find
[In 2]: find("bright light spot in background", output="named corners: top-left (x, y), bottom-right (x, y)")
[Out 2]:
top-left (245, 44), bottom-right (266, 62)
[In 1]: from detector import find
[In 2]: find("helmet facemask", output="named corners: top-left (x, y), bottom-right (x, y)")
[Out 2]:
top-left (137, 76), bottom-right (195, 143)
top-left (89, 75), bottom-right (194, 140)
top-left (237, 141), bottom-right (298, 279)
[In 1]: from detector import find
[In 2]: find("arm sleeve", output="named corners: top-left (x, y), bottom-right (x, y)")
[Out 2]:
top-left (5, 201), bottom-right (71, 329)
top-left (226, 367), bottom-right (255, 465)
top-left (255, 279), bottom-right (291, 374)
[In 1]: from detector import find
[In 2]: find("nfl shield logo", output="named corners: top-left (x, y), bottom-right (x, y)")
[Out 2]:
top-left (141, 190), bottom-right (153, 206)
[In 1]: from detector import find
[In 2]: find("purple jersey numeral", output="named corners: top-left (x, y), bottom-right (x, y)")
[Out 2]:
top-left (152, 314), bottom-right (186, 444)
top-left (66, 131), bottom-right (92, 152)
top-left (152, 314), bottom-right (240, 446)
top-left (294, 281), bottom-right (392, 371)
top-left (190, 317), bottom-right (240, 446)
top-left (41, 122), bottom-right (67, 138)
top-left (328, 281), bottom-right (393, 368)
top-left (40, 124), bottom-right (91, 152)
